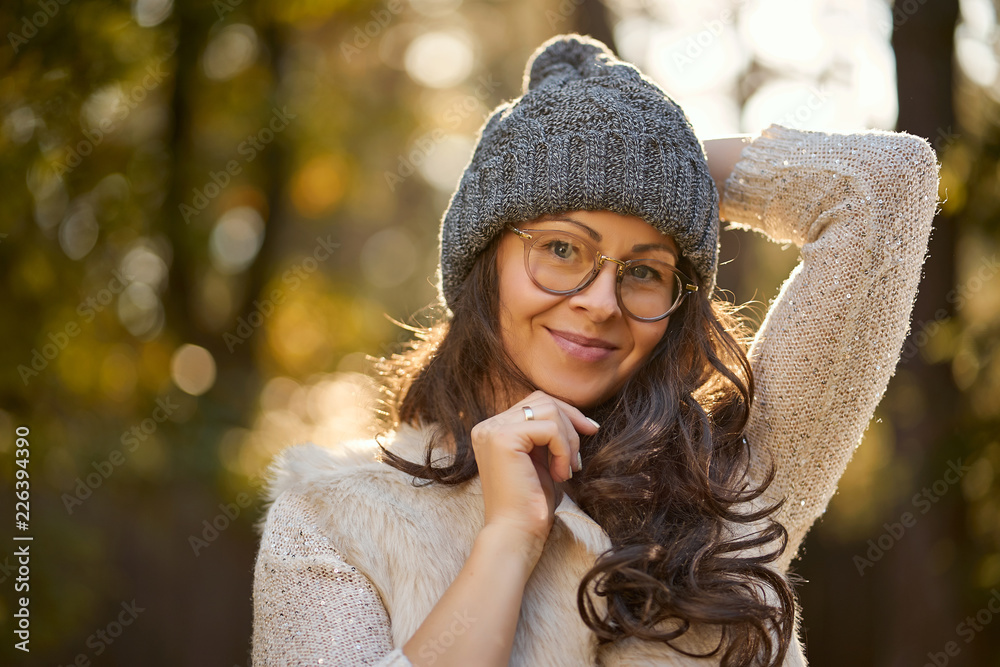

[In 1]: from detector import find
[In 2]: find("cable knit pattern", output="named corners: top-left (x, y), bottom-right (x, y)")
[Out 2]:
top-left (251, 125), bottom-right (940, 665)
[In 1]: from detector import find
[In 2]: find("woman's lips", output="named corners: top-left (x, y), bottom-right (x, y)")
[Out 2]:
top-left (546, 328), bottom-right (617, 362)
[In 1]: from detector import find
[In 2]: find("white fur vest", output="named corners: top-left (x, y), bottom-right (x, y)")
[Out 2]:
top-left (253, 423), bottom-right (807, 666)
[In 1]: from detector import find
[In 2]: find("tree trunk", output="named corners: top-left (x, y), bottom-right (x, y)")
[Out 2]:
top-left (884, 1), bottom-right (962, 665)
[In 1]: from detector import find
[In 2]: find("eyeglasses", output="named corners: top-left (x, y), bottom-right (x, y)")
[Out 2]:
top-left (506, 225), bottom-right (698, 322)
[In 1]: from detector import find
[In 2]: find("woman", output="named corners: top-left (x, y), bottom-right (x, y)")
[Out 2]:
top-left (252, 34), bottom-right (939, 666)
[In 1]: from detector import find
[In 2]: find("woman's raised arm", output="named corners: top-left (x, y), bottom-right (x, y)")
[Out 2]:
top-left (716, 124), bottom-right (939, 573)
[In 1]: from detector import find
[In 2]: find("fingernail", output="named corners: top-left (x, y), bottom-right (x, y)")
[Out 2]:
top-left (576, 452), bottom-right (583, 471)
top-left (586, 417), bottom-right (600, 429)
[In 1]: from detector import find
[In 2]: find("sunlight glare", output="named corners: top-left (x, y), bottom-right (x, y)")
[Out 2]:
top-left (404, 30), bottom-right (474, 89)
top-left (743, 0), bottom-right (828, 73)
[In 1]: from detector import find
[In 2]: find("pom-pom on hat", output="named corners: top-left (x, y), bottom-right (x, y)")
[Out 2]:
top-left (437, 33), bottom-right (719, 310)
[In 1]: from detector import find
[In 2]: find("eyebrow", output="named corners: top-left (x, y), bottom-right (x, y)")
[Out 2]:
top-left (533, 213), bottom-right (679, 259)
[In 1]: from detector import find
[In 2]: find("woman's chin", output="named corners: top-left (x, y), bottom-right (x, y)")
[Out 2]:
top-left (535, 381), bottom-right (613, 412)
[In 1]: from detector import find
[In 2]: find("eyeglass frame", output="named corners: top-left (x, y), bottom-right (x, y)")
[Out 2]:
top-left (505, 225), bottom-right (699, 322)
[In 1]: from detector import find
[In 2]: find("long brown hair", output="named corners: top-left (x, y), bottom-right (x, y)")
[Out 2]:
top-left (377, 232), bottom-right (795, 666)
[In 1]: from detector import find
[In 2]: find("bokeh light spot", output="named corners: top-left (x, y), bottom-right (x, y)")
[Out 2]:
top-left (132, 0), bottom-right (173, 27)
top-left (203, 24), bottom-right (259, 81)
top-left (290, 155), bottom-right (346, 218)
top-left (170, 344), bottom-right (217, 396)
top-left (59, 205), bottom-right (100, 260)
top-left (417, 133), bottom-right (474, 192)
top-left (122, 241), bottom-right (170, 292)
top-left (404, 30), bottom-right (474, 88)
top-left (118, 282), bottom-right (164, 339)
top-left (210, 206), bottom-right (266, 275)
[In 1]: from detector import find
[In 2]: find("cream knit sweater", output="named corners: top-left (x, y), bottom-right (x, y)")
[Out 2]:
top-left (251, 125), bottom-right (940, 666)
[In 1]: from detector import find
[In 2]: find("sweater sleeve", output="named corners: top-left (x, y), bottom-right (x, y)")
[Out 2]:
top-left (252, 488), bottom-right (412, 667)
top-left (720, 124), bottom-right (939, 573)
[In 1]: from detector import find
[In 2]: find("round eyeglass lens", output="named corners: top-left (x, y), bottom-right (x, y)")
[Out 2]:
top-left (619, 261), bottom-right (681, 319)
top-left (527, 232), bottom-right (594, 291)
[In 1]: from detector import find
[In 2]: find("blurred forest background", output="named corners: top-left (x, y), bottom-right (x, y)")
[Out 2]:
top-left (1, 0), bottom-right (998, 664)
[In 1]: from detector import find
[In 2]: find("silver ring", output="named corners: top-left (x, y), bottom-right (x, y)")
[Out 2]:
top-left (522, 406), bottom-right (534, 421)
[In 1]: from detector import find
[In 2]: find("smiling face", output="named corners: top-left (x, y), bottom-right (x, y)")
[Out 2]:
top-left (496, 210), bottom-right (680, 409)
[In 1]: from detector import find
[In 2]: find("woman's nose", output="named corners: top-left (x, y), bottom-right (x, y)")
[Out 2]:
top-left (568, 261), bottom-right (621, 321)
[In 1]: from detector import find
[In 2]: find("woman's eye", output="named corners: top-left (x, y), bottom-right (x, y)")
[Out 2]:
top-left (543, 239), bottom-right (578, 259)
top-left (628, 264), bottom-right (663, 282)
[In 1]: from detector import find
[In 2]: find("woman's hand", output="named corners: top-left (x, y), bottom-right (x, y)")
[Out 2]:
top-left (470, 390), bottom-right (599, 560)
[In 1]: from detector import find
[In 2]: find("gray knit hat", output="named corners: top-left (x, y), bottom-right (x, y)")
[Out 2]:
top-left (438, 33), bottom-right (719, 309)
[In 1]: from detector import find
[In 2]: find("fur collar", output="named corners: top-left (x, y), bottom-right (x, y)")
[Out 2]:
top-left (261, 422), bottom-right (432, 503)
top-left (259, 421), bottom-right (611, 554)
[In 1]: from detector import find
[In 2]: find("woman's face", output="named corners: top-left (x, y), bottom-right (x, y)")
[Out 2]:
top-left (496, 210), bottom-right (678, 409)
